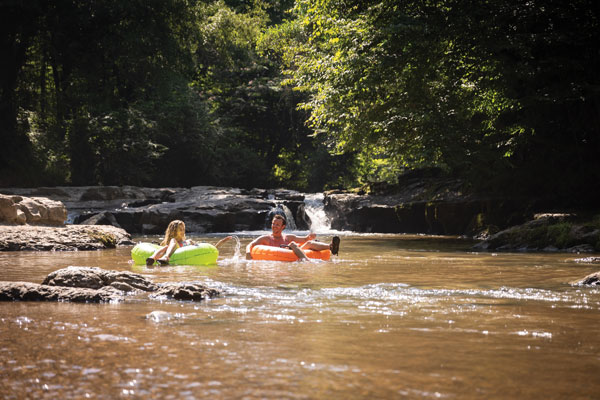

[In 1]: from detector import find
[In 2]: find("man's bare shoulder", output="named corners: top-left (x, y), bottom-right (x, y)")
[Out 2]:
top-left (283, 233), bottom-right (299, 242)
top-left (253, 235), bottom-right (272, 244)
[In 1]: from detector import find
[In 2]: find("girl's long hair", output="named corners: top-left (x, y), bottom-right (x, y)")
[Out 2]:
top-left (160, 220), bottom-right (185, 246)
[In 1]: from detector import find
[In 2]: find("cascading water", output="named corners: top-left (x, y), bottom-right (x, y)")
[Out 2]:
top-left (303, 193), bottom-right (332, 233)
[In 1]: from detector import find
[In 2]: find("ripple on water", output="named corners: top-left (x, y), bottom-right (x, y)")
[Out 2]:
top-left (93, 334), bottom-right (136, 343)
top-left (207, 281), bottom-right (600, 320)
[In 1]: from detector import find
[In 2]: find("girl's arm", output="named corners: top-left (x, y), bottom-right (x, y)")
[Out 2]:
top-left (215, 236), bottom-right (232, 249)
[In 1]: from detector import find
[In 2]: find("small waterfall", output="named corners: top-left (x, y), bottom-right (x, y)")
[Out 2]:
top-left (303, 193), bottom-right (331, 233)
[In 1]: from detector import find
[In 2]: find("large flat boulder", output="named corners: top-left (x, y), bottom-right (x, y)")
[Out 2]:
top-left (0, 225), bottom-right (133, 251)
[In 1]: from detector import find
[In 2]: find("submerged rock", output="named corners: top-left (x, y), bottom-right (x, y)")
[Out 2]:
top-left (151, 282), bottom-right (219, 301)
top-left (574, 257), bottom-right (600, 263)
top-left (570, 272), bottom-right (600, 286)
top-left (146, 310), bottom-right (176, 323)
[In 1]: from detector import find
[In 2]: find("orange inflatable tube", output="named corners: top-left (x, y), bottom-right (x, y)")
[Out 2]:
top-left (251, 245), bottom-right (331, 262)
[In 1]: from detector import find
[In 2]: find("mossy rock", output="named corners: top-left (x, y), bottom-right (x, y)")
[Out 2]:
top-left (86, 230), bottom-right (118, 248)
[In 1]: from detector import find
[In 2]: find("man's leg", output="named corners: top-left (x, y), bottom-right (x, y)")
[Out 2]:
top-left (302, 236), bottom-right (340, 255)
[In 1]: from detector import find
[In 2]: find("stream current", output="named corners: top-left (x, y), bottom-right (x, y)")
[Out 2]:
top-left (1, 233), bottom-right (599, 399)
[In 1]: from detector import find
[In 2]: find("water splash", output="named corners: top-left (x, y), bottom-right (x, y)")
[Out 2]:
top-left (303, 193), bottom-right (331, 233)
top-left (231, 235), bottom-right (241, 260)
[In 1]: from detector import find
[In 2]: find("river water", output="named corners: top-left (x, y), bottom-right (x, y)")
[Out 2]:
top-left (1, 233), bottom-right (599, 399)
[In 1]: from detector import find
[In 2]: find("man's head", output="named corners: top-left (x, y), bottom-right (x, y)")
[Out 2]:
top-left (271, 214), bottom-right (286, 234)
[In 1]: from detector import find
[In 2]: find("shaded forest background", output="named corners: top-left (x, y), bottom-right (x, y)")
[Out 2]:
top-left (1, 0), bottom-right (598, 207)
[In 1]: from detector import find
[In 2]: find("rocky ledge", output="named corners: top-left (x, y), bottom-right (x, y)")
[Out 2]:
top-left (1, 186), bottom-right (309, 234)
top-left (1, 182), bottom-right (537, 236)
top-left (1, 183), bottom-right (598, 255)
top-left (0, 225), bottom-right (134, 251)
top-left (0, 266), bottom-right (219, 303)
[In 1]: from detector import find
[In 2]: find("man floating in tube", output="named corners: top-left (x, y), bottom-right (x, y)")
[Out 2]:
top-left (245, 214), bottom-right (340, 260)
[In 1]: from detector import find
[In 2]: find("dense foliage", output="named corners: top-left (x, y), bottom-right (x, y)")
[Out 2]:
top-left (268, 0), bottom-right (599, 202)
top-left (1, 0), bottom-right (598, 204)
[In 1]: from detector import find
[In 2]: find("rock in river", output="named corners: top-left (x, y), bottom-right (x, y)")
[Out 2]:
top-left (571, 271), bottom-right (600, 286)
top-left (0, 281), bottom-right (124, 303)
top-left (43, 266), bottom-right (158, 292)
top-left (0, 266), bottom-right (221, 303)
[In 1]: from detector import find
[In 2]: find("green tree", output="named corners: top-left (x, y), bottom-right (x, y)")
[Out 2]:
top-left (271, 0), bottom-right (600, 201)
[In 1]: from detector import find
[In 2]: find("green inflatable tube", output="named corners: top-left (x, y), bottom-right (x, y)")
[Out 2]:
top-left (131, 242), bottom-right (219, 266)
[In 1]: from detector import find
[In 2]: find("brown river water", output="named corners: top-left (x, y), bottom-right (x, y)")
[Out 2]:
top-left (1, 233), bottom-right (599, 399)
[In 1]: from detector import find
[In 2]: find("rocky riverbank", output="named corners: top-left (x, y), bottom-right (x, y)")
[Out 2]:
top-left (1, 181), bottom-right (543, 236)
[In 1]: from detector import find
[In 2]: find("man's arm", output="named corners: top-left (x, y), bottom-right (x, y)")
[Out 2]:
top-left (246, 235), bottom-right (268, 260)
top-left (286, 232), bottom-right (317, 244)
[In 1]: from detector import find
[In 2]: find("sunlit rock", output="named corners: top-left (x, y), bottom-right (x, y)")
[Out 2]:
top-left (146, 310), bottom-right (174, 323)
top-left (0, 194), bottom-right (66, 225)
